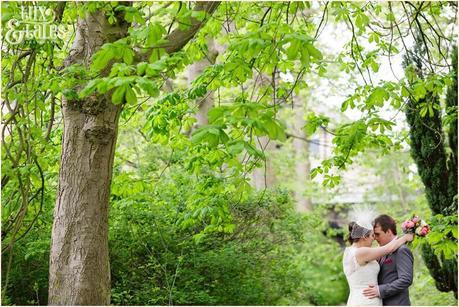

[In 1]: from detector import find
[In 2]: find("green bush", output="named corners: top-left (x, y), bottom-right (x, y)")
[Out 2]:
top-left (109, 176), bottom-right (348, 305)
top-left (1, 213), bottom-right (52, 305)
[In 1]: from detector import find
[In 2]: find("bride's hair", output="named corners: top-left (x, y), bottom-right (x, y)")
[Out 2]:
top-left (347, 221), bottom-right (372, 244)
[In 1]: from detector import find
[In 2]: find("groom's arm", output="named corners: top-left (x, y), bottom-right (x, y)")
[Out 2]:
top-left (378, 245), bottom-right (414, 299)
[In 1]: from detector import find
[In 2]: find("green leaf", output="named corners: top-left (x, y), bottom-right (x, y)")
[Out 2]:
top-left (123, 49), bottom-right (134, 65)
top-left (149, 48), bottom-right (167, 63)
top-left (193, 232), bottom-right (205, 244)
top-left (306, 43), bottom-right (323, 60)
top-left (355, 13), bottom-right (370, 32)
top-left (428, 104), bottom-right (434, 117)
top-left (136, 62), bottom-right (148, 75)
top-left (63, 89), bottom-right (79, 100)
top-left (420, 106), bottom-right (428, 117)
top-left (386, 12), bottom-right (395, 22)
top-left (413, 82), bottom-right (427, 99)
top-left (451, 227), bottom-right (458, 239)
top-left (223, 223), bottom-right (236, 233)
top-left (137, 78), bottom-right (159, 97)
top-left (125, 86), bottom-right (137, 104)
top-left (286, 40), bottom-right (300, 60)
top-left (111, 76), bottom-right (135, 87)
top-left (427, 231), bottom-right (444, 245)
top-left (367, 87), bottom-right (389, 108)
top-left (300, 48), bottom-right (310, 67)
top-left (244, 142), bottom-right (265, 159)
top-left (227, 141), bottom-right (245, 155)
top-left (116, 5), bottom-right (145, 24)
top-left (304, 112), bottom-right (329, 136)
top-left (370, 61), bottom-right (379, 73)
top-left (191, 10), bottom-right (206, 21)
top-left (147, 23), bottom-right (166, 47)
top-left (92, 45), bottom-right (115, 70)
top-left (208, 107), bottom-right (225, 124)
top-left (112, 84), bottom-right (127, 104)
top-left (368, 32), bottom-right (380, 44)
top-left (191, 128), bottom-right (208, 144)
top-left (263, 118), bottom-right (286, 141)
top-left (310, 167), bottom-right (323, 179)
top-left (401, 86), bottom-right (410, 98)
top-left (79, 79), bottom-right (101, 98)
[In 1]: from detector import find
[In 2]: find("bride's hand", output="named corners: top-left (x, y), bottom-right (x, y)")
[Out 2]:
top-left (404, 233), bottom-right (414, 242)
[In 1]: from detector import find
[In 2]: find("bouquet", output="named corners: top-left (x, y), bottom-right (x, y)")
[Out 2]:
top-left (402, 215), bottom-right (430, 237)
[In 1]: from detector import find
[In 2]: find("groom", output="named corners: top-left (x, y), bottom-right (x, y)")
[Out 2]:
top-left (362, 214), bottom-right (414, 305)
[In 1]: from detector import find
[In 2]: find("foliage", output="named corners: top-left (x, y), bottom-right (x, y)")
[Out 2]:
top-left (402, 37), bottom-right (457, 295)
top-left (109, 179), bottom-right (348, 305)
top-left (1, 208), bottom-right (53, 305)
top-left (109, 121), bottom-right (348, 305)
top-left (1, 0), bottom-right (457, 305)
top-left (411, 251), bottom-right (458, 306)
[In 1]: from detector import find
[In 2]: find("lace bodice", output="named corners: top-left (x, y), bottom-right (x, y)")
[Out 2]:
top-left (343, 246), bottom-right (382, 306)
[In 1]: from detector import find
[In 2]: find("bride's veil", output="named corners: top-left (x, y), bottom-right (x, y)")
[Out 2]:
top-left (348, 205), bottom-right (379, 238)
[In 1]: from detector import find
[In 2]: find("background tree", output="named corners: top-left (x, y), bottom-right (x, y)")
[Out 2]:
top-left (187, 38), bottom-right (218, 128)
top-left (403, 41), bottom-right (458, 297)
top-left (292, 93), bottom-right (312, 212)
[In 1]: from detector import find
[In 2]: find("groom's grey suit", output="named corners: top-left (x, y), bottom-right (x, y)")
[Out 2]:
top-left (378, 244), bottom-right (414, 305)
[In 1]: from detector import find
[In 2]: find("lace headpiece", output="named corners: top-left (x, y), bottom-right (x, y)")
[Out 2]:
top-left (348, 205), bottom-right (378, 239)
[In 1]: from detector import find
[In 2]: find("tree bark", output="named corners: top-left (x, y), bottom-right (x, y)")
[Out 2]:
top-left (187, 39), bottom-right (218, 127)
top-left (48, 11), bottom-right (128, 305)
top-left (49, 100), bottom-right (121, 305)
top-left (292, 94), bottom-right (312, 212)
top-left (48, 3), bottom-right (220, 304)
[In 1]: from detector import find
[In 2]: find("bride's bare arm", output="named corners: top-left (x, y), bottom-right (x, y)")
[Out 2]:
top-left (355, 234), bottom-right (414, 265)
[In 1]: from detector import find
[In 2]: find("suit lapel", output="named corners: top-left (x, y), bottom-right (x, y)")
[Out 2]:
top-left (379, 255), bottom-right (386, 265)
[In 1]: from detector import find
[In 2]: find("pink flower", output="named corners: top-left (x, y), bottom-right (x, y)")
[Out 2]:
top-left (405, 221), bottom-right (415, 229)
top-left (419, 226), bottom-right (430, 236)
top-left (402, 215), bottom-right (430, 237)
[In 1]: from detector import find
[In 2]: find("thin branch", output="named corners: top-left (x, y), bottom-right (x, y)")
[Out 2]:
top-left (314, 2), bottom-right (329, 40)
top-left (346, 15), bottom-right (371, 86)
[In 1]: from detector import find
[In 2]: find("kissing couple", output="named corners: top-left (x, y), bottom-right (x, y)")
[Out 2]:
top-left (343, 214), bottom-right (414, 306)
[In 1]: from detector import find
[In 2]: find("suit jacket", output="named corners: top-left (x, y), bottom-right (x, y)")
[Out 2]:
top-left (378, 244), bottom-right (414, 306)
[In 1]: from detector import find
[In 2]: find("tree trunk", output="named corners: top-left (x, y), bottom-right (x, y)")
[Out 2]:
top-left (292, 94), bottom-right (312, 212)
top-left (48, 101), bottom-right (121, 305)
top-left (187, 39), bottom-right (218, 127)
top-left (48, 12), bottom-right (128, 305)
top-left (48, 3), bottom-right (220, 304)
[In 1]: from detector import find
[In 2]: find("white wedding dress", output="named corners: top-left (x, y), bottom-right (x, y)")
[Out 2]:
top-left (343, 246), bottom-right (383, 306)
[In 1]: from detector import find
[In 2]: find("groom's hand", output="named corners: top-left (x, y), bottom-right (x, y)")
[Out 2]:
top-left (362, 284), bottom-right (379, 299)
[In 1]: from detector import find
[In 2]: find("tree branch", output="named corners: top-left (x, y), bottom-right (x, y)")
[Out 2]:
top-left (141, 1), bottom-right (220, 61)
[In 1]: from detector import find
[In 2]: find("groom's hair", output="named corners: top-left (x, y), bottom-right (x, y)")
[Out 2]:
top-left (373, 214), bottom-right (397, 235)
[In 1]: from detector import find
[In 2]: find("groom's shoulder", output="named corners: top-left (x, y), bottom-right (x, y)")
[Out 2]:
top-left (396, 244), bottom-right (413, 257)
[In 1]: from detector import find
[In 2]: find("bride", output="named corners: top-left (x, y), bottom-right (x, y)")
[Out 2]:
top-left (342, 220), bottom-right (413, 306)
